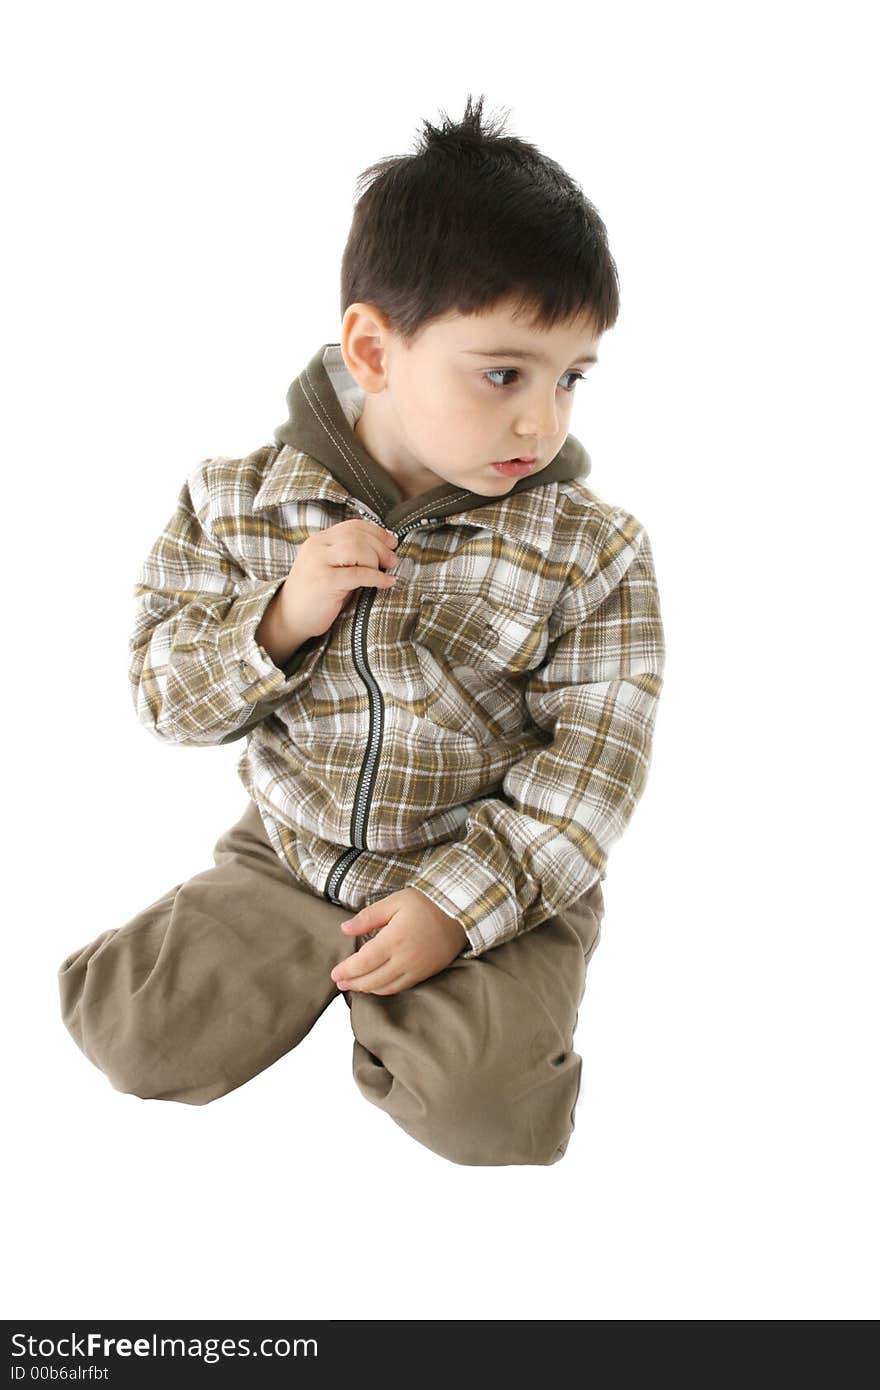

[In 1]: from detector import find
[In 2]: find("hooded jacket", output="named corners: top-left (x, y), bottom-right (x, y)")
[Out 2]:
top-left (129, 343), bottom-right (666, 958)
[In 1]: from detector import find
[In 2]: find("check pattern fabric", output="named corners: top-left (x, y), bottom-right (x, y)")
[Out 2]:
top-left (128, 345), bottom-right (666, 958)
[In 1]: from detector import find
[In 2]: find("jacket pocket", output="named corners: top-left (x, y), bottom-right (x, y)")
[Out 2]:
top-left (413, 593), bottom-right (550, 675)
top-left (411, 592), bottom-right (550, 741)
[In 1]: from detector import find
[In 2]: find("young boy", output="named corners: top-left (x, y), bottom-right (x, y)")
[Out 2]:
top-left (57, 95), bottom-right (665, 1167)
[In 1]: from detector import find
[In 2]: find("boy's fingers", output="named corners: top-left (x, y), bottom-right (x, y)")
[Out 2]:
top-left (332, 950), bottom-right (392, 988)
top-left (336, 960), bottom-right (401, 994)
top-left (340, 916), bottom-right (371, 933)
top-left (334, 526), bottom-right (398, 568)
top-left (341, 900), bottom-right (392, 931)
top-left (332, 565), bottom-right (397, 588)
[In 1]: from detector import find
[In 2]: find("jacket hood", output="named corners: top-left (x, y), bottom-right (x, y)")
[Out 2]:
top-left (271, 343), bottom-right (591, 532)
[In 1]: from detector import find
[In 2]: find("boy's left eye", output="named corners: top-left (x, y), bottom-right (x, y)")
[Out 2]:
top-left (484, 368), bottom-right (586, 391)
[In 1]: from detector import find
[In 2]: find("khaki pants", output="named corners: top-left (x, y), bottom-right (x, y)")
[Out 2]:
top-left (57, 799), bottom-right (604, 1167)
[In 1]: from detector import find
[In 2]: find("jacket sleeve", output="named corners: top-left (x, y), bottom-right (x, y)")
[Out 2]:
top-left (128, 463), bottom-right (328, 747)
top-left (406, 510), bottom-right (666, 958)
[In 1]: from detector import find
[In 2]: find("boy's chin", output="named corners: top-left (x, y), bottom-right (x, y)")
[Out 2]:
top-left (475, 482), bottom-right (514, 496)
top-left (419, 464), bottom-right (519, 496)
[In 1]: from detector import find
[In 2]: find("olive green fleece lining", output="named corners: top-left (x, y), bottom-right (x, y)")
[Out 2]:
top-left (272, 343), bottom-right (591, 530)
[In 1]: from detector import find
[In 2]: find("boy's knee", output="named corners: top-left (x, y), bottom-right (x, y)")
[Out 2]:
top-left (56, 933), bottom-right (228, 1106)
top-left (57, 930), bottom-right (116, 1058)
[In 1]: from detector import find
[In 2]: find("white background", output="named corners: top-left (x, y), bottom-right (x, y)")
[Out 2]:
top-left (3, 0), bottom-right (877, 1321)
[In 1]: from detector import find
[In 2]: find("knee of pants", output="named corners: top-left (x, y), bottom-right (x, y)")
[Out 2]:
top-left (57, 934), bottom-right (228, 1107)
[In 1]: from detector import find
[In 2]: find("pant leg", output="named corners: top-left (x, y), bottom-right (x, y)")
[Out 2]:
top-left (347, 880), bottom-right (605, 1167)
top-left (57, 799), bottom-right (356, 1105)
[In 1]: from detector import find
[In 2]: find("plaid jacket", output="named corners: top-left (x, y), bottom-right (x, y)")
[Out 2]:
top-left (129, 343), bottom-right (666, 958)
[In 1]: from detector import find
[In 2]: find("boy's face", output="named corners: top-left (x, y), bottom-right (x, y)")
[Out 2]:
top-left (340, 295), bottom-right (603, 501)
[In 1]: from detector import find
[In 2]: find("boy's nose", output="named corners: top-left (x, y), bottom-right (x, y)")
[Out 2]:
top-left (517, 401), bottom-right (558, 440)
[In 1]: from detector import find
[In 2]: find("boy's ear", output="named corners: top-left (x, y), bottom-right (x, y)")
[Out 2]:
top-left (341, 303), bottom-right (392, 388)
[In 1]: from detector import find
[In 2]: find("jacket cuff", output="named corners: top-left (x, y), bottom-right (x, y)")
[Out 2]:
top-left (407, 850), bottom-right (520, 959)
top-left (217, 579), bottom-right (325, 702)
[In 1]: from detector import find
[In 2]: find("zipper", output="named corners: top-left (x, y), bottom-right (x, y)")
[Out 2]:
top-left (323, 506), bottom-right (432, 904)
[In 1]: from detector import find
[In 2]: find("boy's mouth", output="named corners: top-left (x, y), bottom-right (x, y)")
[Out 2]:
top-left (491, 456), bottom-right (538, 476)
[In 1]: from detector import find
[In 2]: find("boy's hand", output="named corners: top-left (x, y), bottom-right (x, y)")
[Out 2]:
top-left (331, 889), bottom-right (469, 996)
top-left (277, 519), bottom-right (399, 641)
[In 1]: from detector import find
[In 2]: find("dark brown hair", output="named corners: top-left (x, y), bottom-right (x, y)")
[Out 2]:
top-left (339, 93), bottom-right (620, 345)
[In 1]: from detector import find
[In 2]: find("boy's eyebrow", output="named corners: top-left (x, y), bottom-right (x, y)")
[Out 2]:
top-left (460, 347), bottom-right (599, 365)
